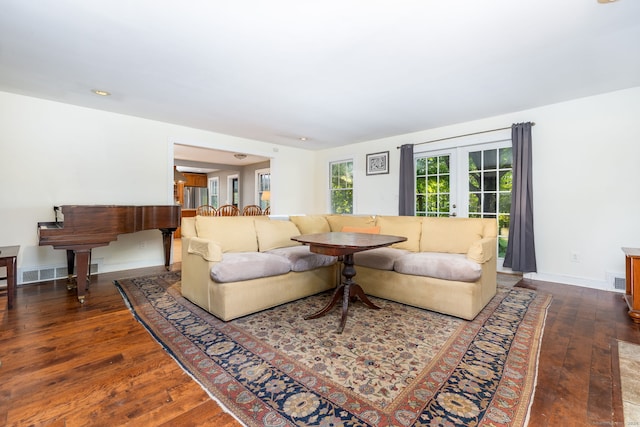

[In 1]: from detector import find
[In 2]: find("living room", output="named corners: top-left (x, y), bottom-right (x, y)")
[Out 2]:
top-left (2, 1), bottom-right (640, 426)
top-left (2, 86), bottom-right (639, 294)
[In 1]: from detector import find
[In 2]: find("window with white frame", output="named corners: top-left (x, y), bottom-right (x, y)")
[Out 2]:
top-left (329, 160), bottom-right (353, 214)
top-left (208, 177), bottom-right (219, 208)
top-left (255, 168), bottom-right (271, 210)
top-left (228, 174), bottom-right (239, 207)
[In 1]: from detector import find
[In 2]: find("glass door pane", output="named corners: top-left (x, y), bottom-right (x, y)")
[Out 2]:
top-left (415, 151), bottom-right (456, 217)
top-left (464, 144), bottom-right (512, 260)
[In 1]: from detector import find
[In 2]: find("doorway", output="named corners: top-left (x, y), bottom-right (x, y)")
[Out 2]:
top-left (415, 138), bottom-right (513, 270)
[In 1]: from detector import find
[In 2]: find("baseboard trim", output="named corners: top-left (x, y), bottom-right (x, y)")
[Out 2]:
top-left (523, 272), bottom-right (622, 293)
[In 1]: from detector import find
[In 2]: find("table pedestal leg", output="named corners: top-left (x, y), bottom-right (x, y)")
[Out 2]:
top-left (304, 253), bottom-right (380, 333)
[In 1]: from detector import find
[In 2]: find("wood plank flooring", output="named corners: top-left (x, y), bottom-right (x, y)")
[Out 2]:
top-left (1, 267), bottom-right (639, 426)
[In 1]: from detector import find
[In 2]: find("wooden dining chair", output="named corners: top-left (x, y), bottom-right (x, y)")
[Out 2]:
top-left (216, 204), bottom-right (240, 216)
top-left (263, 206), bottom-right (270, 216)
top-left (195, 205), bottom-right (216, 216)
top-left (242, 205), bottom-right (262, 216)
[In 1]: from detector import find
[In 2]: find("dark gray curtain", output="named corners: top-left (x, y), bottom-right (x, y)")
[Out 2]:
top-left (398, 144), bottom-right (414, 216)
top-left (504, 122), bottom-right (537, 272)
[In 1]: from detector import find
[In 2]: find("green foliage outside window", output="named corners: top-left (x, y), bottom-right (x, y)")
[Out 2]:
top-left (415, 155), bottom-right (450, 217)
top-left (330, 160), bottom-right (353, 214)
top-left (469, 147), bottom-right (513, 258)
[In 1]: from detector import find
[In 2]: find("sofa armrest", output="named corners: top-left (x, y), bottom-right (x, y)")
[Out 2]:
top-left (187, 236), bottom-right (223, 262)
top-left (466, 237), bottom-right (496, 263)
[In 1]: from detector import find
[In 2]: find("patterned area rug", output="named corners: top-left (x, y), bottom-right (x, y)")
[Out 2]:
top-left (115, 272), bottom-right (551, 427)
top-left (618, 340), bottom-right (640, 425)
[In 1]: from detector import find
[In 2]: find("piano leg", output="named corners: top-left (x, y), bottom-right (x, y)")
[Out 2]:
top-left (160, 228), bottom-right (175, 270)
top-left (74, 250), bottom-right (91, 303)
top-left (66, 250), bottom-right (76, 290)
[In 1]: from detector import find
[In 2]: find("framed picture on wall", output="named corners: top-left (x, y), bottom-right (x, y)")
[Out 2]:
top-left (366, 151), bottom-right (389, 175)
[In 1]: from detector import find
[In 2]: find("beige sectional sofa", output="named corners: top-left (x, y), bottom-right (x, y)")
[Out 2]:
top-left (180, 214), bottom-right (497, 322)
top-left (180, 216), bottom-right (338, 321)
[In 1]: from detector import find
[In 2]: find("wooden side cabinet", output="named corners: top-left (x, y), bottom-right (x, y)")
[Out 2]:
top-left (622, 247), bottom-right (640, 323)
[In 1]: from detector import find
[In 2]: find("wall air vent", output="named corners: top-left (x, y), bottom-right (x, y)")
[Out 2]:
top-left (20, 263), bottom-right (99, 284)
top-left (607, 271), bottom-right (626, 291)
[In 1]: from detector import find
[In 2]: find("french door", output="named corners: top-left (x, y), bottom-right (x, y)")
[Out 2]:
top-left (415, 140), bottom-right (513, 266)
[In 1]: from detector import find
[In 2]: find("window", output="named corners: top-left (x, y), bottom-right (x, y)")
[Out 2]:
top-left (208, 177), bottom-right (219, 208)
top-left (330, 160), bottom-right (353, 214)
top-left (228, 175), bottom-right (239, 207)
top-left (255, 169), bottom-right (271, 210)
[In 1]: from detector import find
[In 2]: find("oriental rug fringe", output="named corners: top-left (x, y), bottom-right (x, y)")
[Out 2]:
top-left (115, 272), bottom-right (551, 427)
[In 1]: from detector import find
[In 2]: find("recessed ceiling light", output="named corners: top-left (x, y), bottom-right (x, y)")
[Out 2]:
top-left (597, 0), bottom-right (617, 3)
top-left (92, 89), bottom-right (111, 96)
top-left (299, 137), bottom-right (308, 142)
top-left (234, 153), bottom-right (247, 160)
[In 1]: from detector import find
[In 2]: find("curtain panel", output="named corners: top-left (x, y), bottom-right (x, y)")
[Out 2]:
top-left (503, 122), bottom-right (537, 272)
top-left (398, 144), bottom-right (415, 216)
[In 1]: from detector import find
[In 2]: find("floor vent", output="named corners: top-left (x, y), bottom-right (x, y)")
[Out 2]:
top-left (40, 268), bottom-right (55, 281)
top-left (22, 270), bottom-right (39, 283)
top-left (21, 264), bottom-right (99, 284)
top-left (614, 276), bottom-right (626, 291)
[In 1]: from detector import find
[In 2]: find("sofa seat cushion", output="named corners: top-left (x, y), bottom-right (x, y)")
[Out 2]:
top-left (268, 246), bottom-right (337, 272)
top-left (210, 252), bottom-right (291, 283)
top-left (394, 252), bottom-right (482, 282)
top-left (354, 247), bottom-right (410, 271)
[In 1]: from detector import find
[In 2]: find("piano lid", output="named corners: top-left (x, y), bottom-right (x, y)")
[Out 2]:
top-left (38, 205), bottom-right (181, 249)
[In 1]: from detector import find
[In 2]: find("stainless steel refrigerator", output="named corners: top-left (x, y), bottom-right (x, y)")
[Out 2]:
top-left (183, 187), bottom-right (209, 209)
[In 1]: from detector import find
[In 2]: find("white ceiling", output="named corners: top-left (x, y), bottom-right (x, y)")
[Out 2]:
top-left (1, 0), bottom-right (639, 151)
top-left (174, 143), bottom-right (268, 173)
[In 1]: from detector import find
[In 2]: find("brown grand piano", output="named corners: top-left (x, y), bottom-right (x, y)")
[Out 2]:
top-left (38, 205), bottom-right (181, 303)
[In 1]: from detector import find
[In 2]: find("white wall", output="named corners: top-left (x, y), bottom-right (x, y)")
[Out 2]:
top-left (241, 160), bottom-right (270, 207)
top-left (314, 86), bottom-right (640, 291)
top-left (0, 91), bottom-right (315, 281)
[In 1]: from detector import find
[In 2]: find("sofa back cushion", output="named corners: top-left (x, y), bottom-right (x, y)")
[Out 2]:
top-left (195, 216), bottom-right (258, 252)
top-left (289, 215), bottom-right (331, 234)
top-left (375, 216), bottom-right (422, 251)
top-left (325, 215), bottom-right (376, 232)
top-left (420, 217), bottom-right (487, 254)
top-left (255, 219), bottom-right (302, 252)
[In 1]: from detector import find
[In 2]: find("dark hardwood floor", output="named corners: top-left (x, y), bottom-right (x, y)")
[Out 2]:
top-left (1, 267), bottom-right (639, 426)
